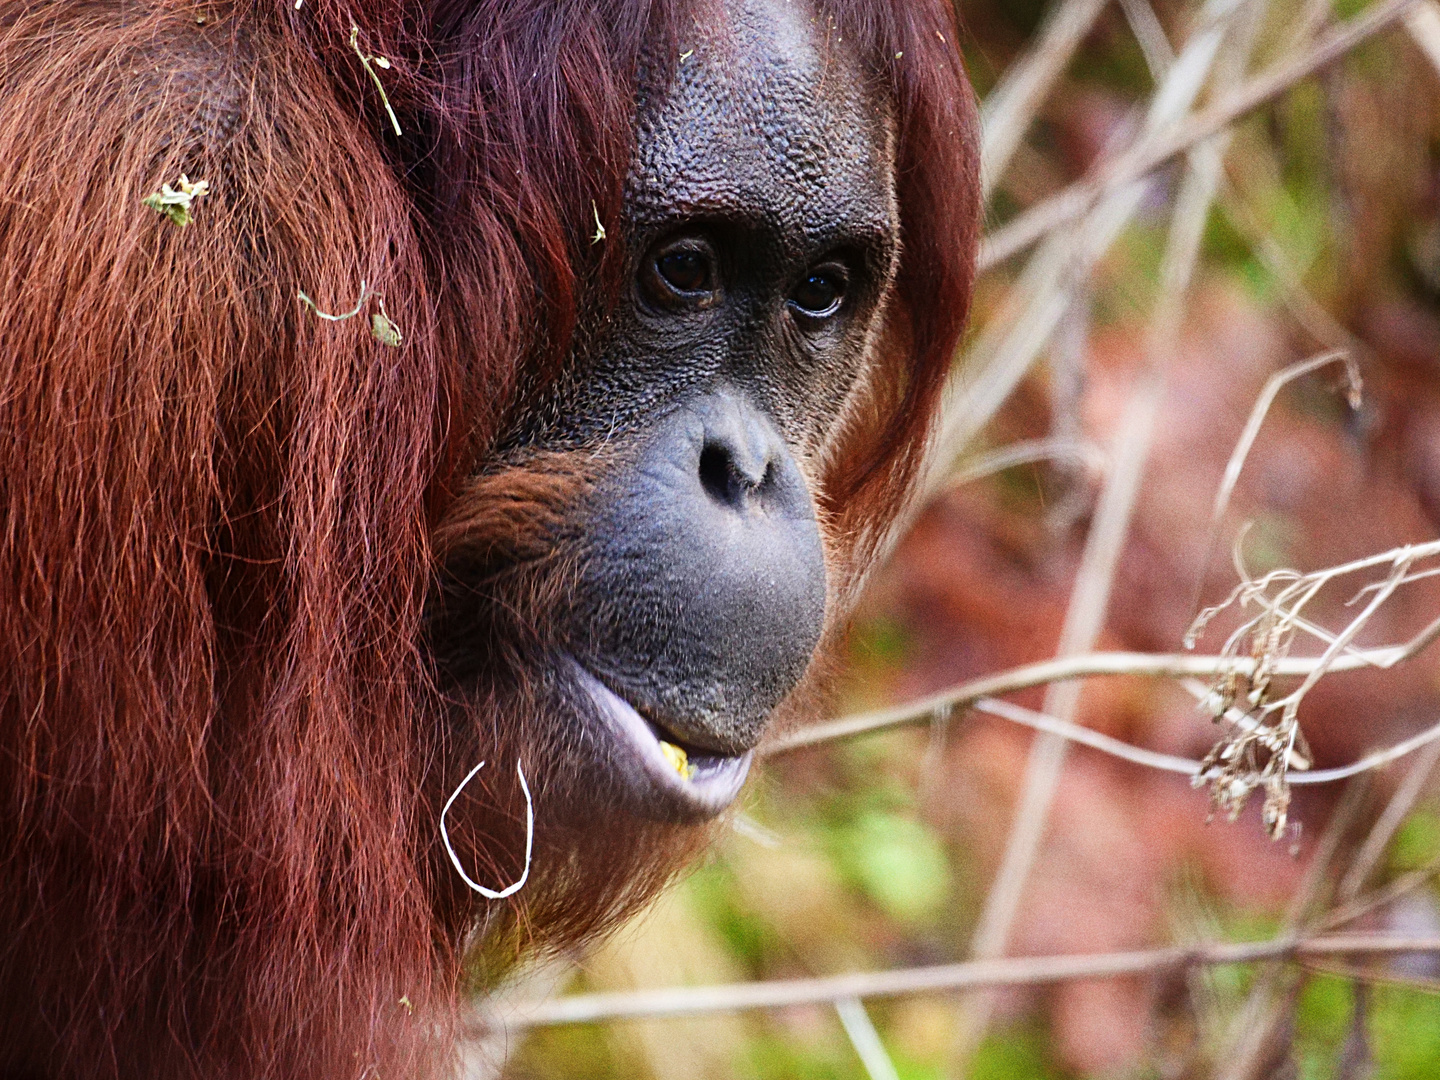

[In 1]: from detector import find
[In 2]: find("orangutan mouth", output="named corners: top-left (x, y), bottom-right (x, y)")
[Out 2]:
top-left (567, 662), bottom-right (753, 820)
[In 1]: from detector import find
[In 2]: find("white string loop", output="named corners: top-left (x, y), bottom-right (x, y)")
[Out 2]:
top-left (440, 759), bottom-right (533, 900)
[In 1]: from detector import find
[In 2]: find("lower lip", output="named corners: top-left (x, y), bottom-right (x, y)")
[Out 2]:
top-left (566, 662), bottom-right (753, 820)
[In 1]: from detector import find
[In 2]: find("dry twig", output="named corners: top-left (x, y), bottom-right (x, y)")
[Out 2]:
top-left (767, 637), bottom-right (1440, 756)
top-left (979, 0), bottom-right (1112, 199)
top-left (296, 280), bottom-right (404, 347)
top-left (487, 936), bottom-right (1440, 1029)
top-left (349, 23), bottom-right (402, 137)
top-left (978, 0), bottom-right (1422, 271)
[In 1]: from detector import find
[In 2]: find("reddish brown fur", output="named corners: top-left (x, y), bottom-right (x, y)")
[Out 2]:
top-left (0, 1), bottom-right (978, 1077)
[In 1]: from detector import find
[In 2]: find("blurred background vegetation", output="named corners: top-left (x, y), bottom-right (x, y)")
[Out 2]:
top-left (496, 0), bottom-right (1440, 1075)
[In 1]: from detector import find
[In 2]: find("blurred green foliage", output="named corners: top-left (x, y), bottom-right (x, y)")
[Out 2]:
top-left (832, 810), bottom-right (952, 925)
top-left (1389, 810), bottom-right (1440, 873)
top-left (970, 1026), bottom-right (1068, 1080)
top-left (1294, 977), bottom-right (1440, 1080)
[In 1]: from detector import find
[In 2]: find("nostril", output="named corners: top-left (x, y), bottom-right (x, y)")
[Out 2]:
top-left (698, 439), bottom-right (776, 509)
top-left (698, 441), bottom-right (740, 506)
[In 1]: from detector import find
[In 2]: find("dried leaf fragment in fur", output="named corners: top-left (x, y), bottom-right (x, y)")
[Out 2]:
top-left (349, 24), bottom-right (402, 137)
top-left (370, 308), bottom-right (403, 347)
top-left (296, 281), bottom-right (403, 347)
top-left (141, 174), bottom-right (209, 227)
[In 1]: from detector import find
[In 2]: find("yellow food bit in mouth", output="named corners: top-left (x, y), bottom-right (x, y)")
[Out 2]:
top-left (659, 740), bottom-right (695, 781)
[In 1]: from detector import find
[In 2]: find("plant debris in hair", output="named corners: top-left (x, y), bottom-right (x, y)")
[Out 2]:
top-left (296, 280), bottom-right (402, 347)
top-left (349, 24), bottom-right (402, 137)
top-left (142, 174), bottom-right (209, 227)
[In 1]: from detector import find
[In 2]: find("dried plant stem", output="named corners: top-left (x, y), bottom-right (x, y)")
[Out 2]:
top-left (1338, 739), bottom-right (1440, 901)
top-left (1217, 165), bottom-right (1365, 355)
top-left (462, 957), bottom-right (577, 1080)
top-left (766, 643), bottom-right (1431, 755)
top-left (1292, 779), bottom-right (1375, 925)
top-left (781, 682), bottom-right (1440, 788)
top-left (297, 282), bottom-right (371, 322)
top-left (1323, 856), bottom-right (1440, 932)
top-left (1192, 350), bottom-right (1359, 614)
top-left (948, 437), bottom-right (1105, 490)
top-left (835, 998), bottom-right (903, 1080)
top-left (924, 0), bottom-right (1241, 509)
top-left (488, 936), bottom-right (1440, 1029)
top-left (970, 697), bottom-right (1440, 786)
top-left (957, 49), bottom-right (1239, 1055)
top-left (1297, 960), bottom-right (1440, 996)
top-left (1404, 0), bottom-right (1440, 74)
top-left (1215, 776), bottom-right (1370, 1080)
top-left (1178, 533), bottom-right (1440, 830)
top-left (297, 280), bottom-right (403, 347)
top-left (349, 24), bottom-right (402, 137)
top-left (1118, 0), bottom-right (1175, 76)
top-left (980, 0), bottom-right (1112, 200)
top-left (970, 697), bottom-right (1200, 774)
top-left (979, 0), bottom-right (1422, 272)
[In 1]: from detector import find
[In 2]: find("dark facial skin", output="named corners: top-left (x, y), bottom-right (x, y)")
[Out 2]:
top-left (618, 0), bottom-right (900, 459)
top-left (442, 0), bottom-right (900, 820)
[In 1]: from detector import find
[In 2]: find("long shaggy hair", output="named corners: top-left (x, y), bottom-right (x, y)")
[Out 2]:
top-left (0, 1), bottom-right (979, 1077)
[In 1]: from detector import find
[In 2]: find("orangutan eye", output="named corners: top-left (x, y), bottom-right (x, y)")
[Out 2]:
top-left (789, 264), bottom-right (848, 319)
top-left (657, 250), bottom-right (711, 293)
top-left (642, 238), bottom-right (721, 309)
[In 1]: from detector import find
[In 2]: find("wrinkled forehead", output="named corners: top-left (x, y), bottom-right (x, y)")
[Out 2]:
top-left (629, 0), bottom-right (895, 237)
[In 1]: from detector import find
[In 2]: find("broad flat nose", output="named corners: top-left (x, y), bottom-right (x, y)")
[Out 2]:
top-left (695, 393), bottom-right (790, 512)
top-left (575, 388), bottom-right (827, 754)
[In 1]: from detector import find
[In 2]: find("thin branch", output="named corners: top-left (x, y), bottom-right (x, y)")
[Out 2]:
top-left (980, 0), bottom-right (1113, 199)
top-left (949, 437), bottom-right (1106, 489)
top-left (463, 957), bottom-right (578, 1080)
top-left (1217, 166), bottom-right (1366, 356)
top-left (974, 697), bottom-right (1200, 773)
top-left (835, 998), bottom-right (902, 1080)
top-left (846, 691), bottom-right (1440, 790)
top-left (1191, 350), bottom-right (1359, 615)
top-left (765, 648), bottom-right (1415, 755)
top-left (1338, 738), bottom-right (1440, 900)
top-left (1322, 857), bottom-right (1440, 931)
top-left (979, 0), bottom-right (1421, 271)
top-left (926, 0), bottom-right (1237, 498)
top-left (1285, 705), bottom-right (1440, 784)
top-left (1119, 0), bottom-right (1176, 77)
top-left (1299, 959), bottom-right (1440, 996)
top-left (485, 936), bottom-right (1440, 1029)
top-left (1404, 0), bottom-right (1440, 74)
